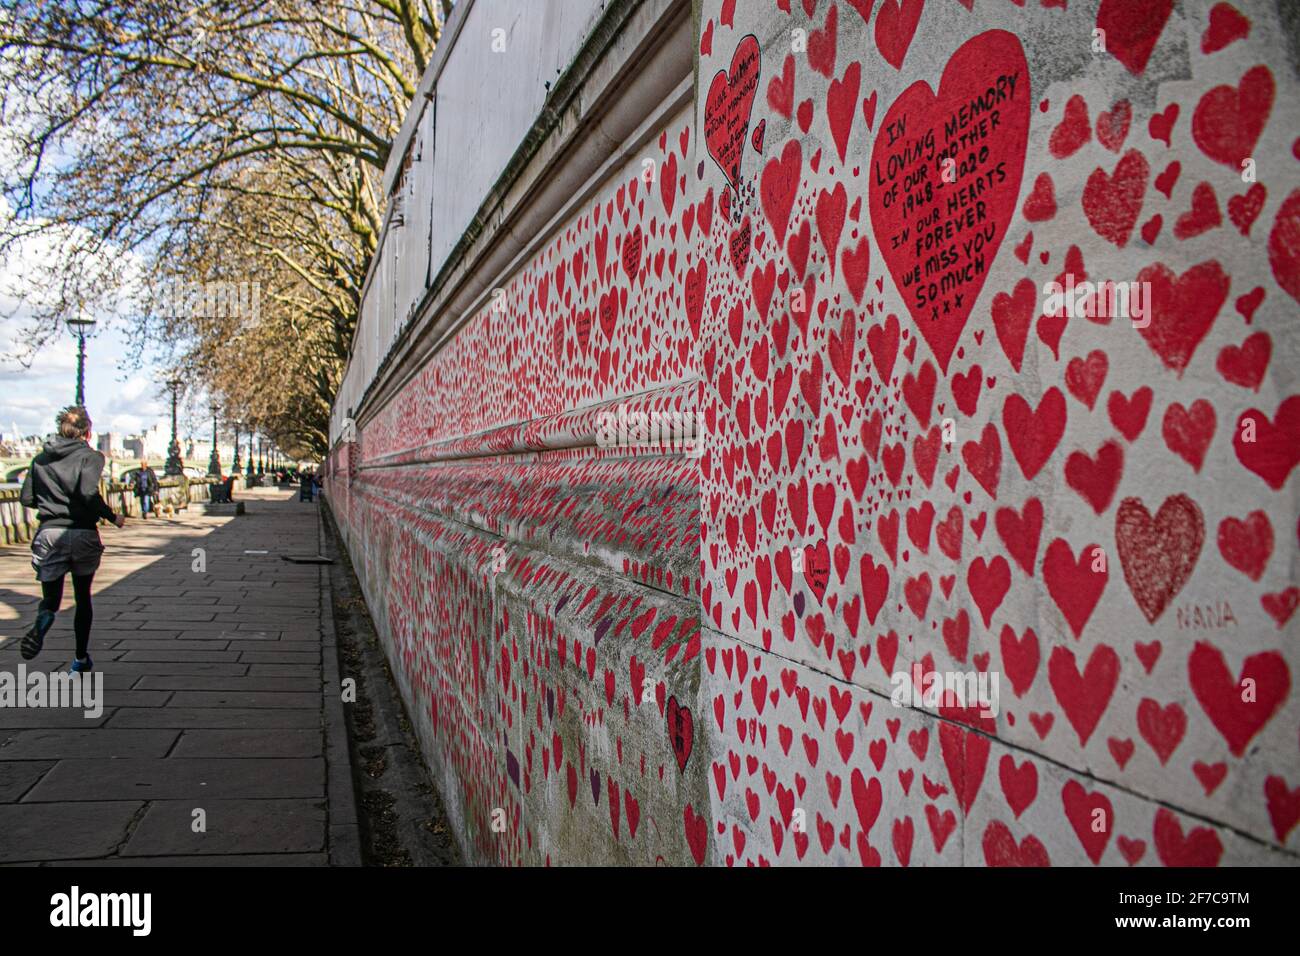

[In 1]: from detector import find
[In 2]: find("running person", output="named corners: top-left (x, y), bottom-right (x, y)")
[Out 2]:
top-left (18, 406), bottom-right (126, 672)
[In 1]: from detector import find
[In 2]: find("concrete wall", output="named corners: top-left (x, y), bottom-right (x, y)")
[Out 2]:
top-left (422, 0), bottom-right (610, 278)
top-left (329, 0), bottom-right (1300, 865)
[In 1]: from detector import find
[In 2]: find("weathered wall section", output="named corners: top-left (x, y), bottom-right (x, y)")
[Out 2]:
top-left (330, 0), bottom-right (705, 864)
top-left (331, 0), bottom-right (1300, 865)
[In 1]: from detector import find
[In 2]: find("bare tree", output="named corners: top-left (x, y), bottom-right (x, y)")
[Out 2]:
top-left (0, 0), bottom-right (453, 455)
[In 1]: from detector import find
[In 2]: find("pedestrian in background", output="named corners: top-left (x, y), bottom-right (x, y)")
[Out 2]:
top-left (134, 462), bottom-right (160, 519)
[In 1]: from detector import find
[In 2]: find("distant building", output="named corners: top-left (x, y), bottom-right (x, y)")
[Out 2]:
top-left (96, 432), bottom-right (119, 456)
top-left (141, 422), bottom-right (169, 459)
top-left (1, 433), bottom-right (44, 457)
top-left (122, 436), bottom-right (146, 459)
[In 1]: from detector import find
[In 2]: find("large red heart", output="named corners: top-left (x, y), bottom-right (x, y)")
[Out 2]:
top-left (1192, 65), bottom-right (1275, 171)
top-left (760, 140), bottom-right (802, 246)
top-left (1048, 644), bottom-right (1119, 746)
top-left (1003, 387), bottom-right (1066, 480)
top-left (1268, 189), bottom-right (1300, 305)
top-left (1188, 642), bottom-right (1290, 757)
top-left (1233, 395), bottom-right (1300, 490)
top-left (875, 0), bottom-right (925, 71)
top-left (804, 538), bottom-right (831, 603)
top-left (683, 805), bottom-right (708, 864)
top-left (704, 34), bottom-right (761, 194)
top-left (666, 695), bottom-right (694, 772)
top-left (1081, 149), bottom-right (1148, 248)
top-left (868, 30), bottom-right (1029, 374)
top-left (1135, 260), bottom-right (1229, 376)
top-left (1043, 538), bottom-right (1107, 638)
top-left (939, 723), bottom-right (990, 814)
top-left (1216, 510), bottom-right (1273, 581)
top-left (982, 821), bottom-right (1050, 866)
top-left (1153, 808), bottom-right (1223, 867)
top-left (1096, 0), bottom-right (1173, 75)
top-left (1062, 780), bottom-right (1113, 864)
top-left (1114, 494), bottom-right (1205, 624)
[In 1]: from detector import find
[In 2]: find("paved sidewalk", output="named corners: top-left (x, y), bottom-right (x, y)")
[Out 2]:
top-left (0, 487), bottom-right (354, 865)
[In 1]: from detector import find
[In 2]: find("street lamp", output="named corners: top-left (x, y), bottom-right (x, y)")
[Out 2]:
top-left (164, 379), bottom-right (184, 476)
top-left (256, 434), bottom-right (265, 476)
top-left (246, 431), bottom-right (256, 479)
top-left (208, 405), bottom-right (221, 476)
top-left (66, 315), bottom-right (97, 406)
top-left (231, 421), bottom-right (242, 474)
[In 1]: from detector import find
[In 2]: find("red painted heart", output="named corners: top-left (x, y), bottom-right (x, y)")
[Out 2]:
top-left (868, 30), bottom-right (1029, 374)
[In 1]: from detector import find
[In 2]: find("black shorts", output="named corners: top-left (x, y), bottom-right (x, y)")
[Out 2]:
top-left (30, 526), bottom-right (104, 581)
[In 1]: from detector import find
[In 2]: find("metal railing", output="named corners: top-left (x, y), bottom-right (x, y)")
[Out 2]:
top-left (0, 476), bottom-right (223, 545)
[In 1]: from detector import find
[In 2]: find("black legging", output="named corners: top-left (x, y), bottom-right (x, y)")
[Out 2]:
top-left (39, 573), bottom-right (95, 660)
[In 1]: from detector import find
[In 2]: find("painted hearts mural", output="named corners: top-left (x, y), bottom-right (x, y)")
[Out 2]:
top-left (869, 30), bottom-right (1030, 373)
top-left (686, 0), bottom-right (1299, 868)
top-left (330, 0), bottom-right (1300, 869)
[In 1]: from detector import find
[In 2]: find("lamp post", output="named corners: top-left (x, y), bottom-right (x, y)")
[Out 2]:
top-left (246, 428), bottom-right (256, 479)
top-left (207, 405), bottom-right (221, 476)
top-left (66, 315), bottom-right (97, 406)
top-left (164, 379), bottom-right (184, 476)
top-left (231, 421), bottom-right (242, 474)
top-left (256, 434), bottom-right (265, 476)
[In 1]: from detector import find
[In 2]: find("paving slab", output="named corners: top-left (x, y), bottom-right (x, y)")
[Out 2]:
top-left (167, 690), bottom-right (319, 709)
top-left (24, 757), bottom-right (323, 801)
top-left (170, 728), bottom-right (322, 758)
top-left (226, 640), bottom-right (317, 652)
top-left (237, 651), bottom-right (319, 664)
top-left (122, 798), bottom-right (326, 856)
top-left (137, 621), bottom-right (231, 632)
top-left (0, 729), bottom-right (179, 760)
top-left (96, 690), bottom-right (174, 708)
top-left (72, 661), bottom-right (250, 677)
top-left (246, 664), bottom-right (322, 678)
top-left (112, 608), bottom-right (220, 622)
top-left (0, 489), bottom-right (349, 865)
top-left (106, 639), bottom-right (232, 652)
top-left (133, 675), bottom-right (318, 693)
top-left (119, 649), bottom-right (243, 662)
top-left (0, 801), bottom-right (144, 863)
top-left (0, 760), bottom-right (54, 800)
top-left (109, 706), bottom-right (320, 729)
top-left (0, 709), bottom-right (114, 728)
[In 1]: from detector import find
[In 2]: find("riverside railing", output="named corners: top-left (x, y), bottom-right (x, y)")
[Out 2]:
top-left (0, 476), bottom-right (222, 545)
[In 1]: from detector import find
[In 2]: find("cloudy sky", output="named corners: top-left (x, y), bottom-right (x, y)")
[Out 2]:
top-left (0, 60), bottom-right (216, 448)
top-left (0, 182), bottom-right (227, 444)
top-left (0, 251), bottom-right (211, 444)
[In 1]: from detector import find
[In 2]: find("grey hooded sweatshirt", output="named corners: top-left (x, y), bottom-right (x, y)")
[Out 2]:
top-left (19, 437), bottom-right (118, 529)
